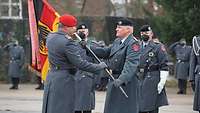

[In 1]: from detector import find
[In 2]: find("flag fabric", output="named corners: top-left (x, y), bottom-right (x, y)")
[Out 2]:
top-left (28, 0), bottom-right (60, 80)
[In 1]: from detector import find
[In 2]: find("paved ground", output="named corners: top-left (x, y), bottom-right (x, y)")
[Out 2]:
top-left (0, 84), bottom-right (198, 113)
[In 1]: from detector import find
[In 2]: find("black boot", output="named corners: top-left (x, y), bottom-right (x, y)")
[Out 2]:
top-left (9, 85), bottom-right (18, 89)
top-left (10, 78), bottom-right (19, 90)
top-left (35, 84), bottom-right (44, 90)
top-left (9, 86), bottom-right (15, 89)
top-left (35, 85), bottom-right (40, 89)
top-left (177, 90), bottom-right (183, 94)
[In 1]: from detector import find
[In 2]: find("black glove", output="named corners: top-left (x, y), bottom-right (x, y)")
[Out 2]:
top-left (113, 79), bottom-right (124, 87)
top-left (98, 62), bottom-right (108, 69)
top-left (77, 31), bottom-right (86, 40)
top-left (79, 40), bottom-right (87, 49)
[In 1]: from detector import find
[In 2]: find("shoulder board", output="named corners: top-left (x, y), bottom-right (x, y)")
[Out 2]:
top-left (160, 44), bottom-right (166, 52)
top-left (131, 43), bottom-right (140, 52)
top-left (154, 41), bottom-right (160, 44)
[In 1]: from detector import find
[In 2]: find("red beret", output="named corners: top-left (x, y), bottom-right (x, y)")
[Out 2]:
top-left (59, 14), bottom-right (77, 27)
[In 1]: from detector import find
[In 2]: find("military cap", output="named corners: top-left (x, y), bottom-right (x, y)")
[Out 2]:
top-left (116, 18), bottom-right (133, 26)
top-left (140, 25), bottom-right (152, 32)
top-left (77, 23), bottom-right (88, 30)
top-left (59, 14), bottom-right (77, 27)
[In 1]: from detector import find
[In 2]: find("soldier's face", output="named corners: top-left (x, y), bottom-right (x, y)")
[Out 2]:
top-left (77, 29), bottom-right (89, 37)
top-left (140, 31), bottom-right (153, 40)
top-left (65, 26), bottom-right (77, 36)
top-left (116, 26), bottom-right (132, 38)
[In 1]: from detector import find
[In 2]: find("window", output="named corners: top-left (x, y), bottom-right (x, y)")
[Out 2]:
top-left (0, 0), bottom-right (22, 19)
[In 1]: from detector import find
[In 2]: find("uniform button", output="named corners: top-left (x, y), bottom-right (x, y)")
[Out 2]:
top-left (115, 59), bottom-right (118, 62)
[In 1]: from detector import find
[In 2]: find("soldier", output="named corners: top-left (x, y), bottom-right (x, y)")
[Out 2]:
top-left (189, 35), bottom-right (200, 113)
top-left (42, 14), bottom-right (107, 113)
top-left (138, 25), bottom-right (169, 113)
top-left (74, 23), bottom-right (97, 113)
top-left (3, 40), bottom-right (25, 90)
top-left (87, 18), bottom-right (140, 113)
top-left (169, 38), bottom-right (191, 94)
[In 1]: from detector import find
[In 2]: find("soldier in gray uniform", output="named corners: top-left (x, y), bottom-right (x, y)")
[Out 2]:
top-left (88, 18), bottom-right (140, 113)
top-left (138, 25), bottom-right (169, 113)
top-left (189, 35), bottom-right (200, 113)
top-left (74, 23), bottom-right (97, 113)
top-left (42, 14), bottom-right (107, 113)
top-left (3, 40), bottom-right (25, 90)
top-left (169, 38), bottom-right (191, 94)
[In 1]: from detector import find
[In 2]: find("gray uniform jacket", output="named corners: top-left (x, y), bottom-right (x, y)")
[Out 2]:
top-left (42, 31), bottom-right (105, 113)
top-left (189, 38), bottom-right (200, 111)
top-left (4, 43), bottom-right (24, 78)
top-left (138, 41), bottom-right (169, 112)
top-left (90, 35), bottom-right (140, 113)
top-left (74, 43), bottom-right (96, 111)
top-left (169, 42), bottom-right (191, 79)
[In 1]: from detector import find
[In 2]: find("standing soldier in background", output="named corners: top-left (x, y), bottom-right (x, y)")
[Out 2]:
top-left (87, 18), bottom-right (140, 113)
top-left (3, 40), bottom-right (25, 89)
top-left (189, 35), bottom-right (200, 113)
top-left (169, 38), bottom-right (191, 94)
top-left (74, 23), bottom-right (97, 113)
top-left (138, 25), bottom-right (169, 113)
top-left (42, 14), bottom-right (107, 113)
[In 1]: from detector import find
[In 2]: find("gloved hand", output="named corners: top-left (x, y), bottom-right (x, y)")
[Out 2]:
top-left (79, 40), bottom-right (87, 49)
top-left (113, 79), bottom-right (124, 87)
top-left (98, 62), bottom-right (108, 69)
top-left (157, 71), bottom-right (169, 94)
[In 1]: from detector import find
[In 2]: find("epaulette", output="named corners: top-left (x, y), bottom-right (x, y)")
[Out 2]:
top-left (153, 40), bottom-right (161, 44)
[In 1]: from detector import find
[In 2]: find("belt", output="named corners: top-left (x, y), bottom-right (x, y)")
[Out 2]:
top-left (10, 59), bottom-right (20, 61)
top-left (177, 59), bottom-right (188, 63)
top-left (10, 60), bottom-right (20, 62)
top-left (138, 65), bottom-right (159, 72)
top-left (50, 67), bottom-right (77, 75)
top-left (11, 57), bottom-right (20, 60)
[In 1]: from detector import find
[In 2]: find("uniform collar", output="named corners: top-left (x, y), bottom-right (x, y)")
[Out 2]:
top-left (121, 37), bottom-right (127, 44)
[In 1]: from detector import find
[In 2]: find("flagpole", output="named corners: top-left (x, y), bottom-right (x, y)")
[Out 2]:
top-left (28, 0), bottom-right (40, 69)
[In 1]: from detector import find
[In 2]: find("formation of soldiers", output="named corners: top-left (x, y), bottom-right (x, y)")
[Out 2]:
top-left (3, 14), bottom-right (199, 113)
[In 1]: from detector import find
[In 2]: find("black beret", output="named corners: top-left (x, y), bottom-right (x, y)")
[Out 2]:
top-left (116, 18), bottom-right (133, 26)
top-left (77, 23), bottom-right (88, 30)
top-left (140, 25), bottom-right (152, 32)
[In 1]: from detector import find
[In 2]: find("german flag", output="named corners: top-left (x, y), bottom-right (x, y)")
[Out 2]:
top-left (28, 0), bottom-right (60, 80)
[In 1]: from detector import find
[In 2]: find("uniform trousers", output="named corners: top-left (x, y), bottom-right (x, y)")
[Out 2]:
top-left (178, 79), bottom-right (187, 93)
